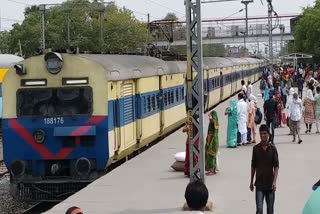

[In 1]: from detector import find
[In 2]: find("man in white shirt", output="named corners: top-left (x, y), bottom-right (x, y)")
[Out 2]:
top-left (289, 93), bottom-right (303, 144)
top-left (241, 80), bottom-right (247, 98)
top-left (237, 93), bottom-right (248, 145)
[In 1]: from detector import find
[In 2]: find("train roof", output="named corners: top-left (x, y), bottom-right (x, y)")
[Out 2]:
top-left (77, 54), bottom-right (263, 81)
top-left (80, 54), bottom-right (186, 81)
top-left (0, 54), bottom-right (24, 68)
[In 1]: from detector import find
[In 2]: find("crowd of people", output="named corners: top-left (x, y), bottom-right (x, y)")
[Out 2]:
top-left (182, 64), bottom-right (320, 214)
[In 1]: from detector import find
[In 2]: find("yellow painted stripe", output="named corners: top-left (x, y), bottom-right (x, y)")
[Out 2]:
top-left (0, 68), bottom-right (9, 83)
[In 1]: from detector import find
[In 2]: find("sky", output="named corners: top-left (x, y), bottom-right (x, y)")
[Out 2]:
top-left (0, 0), bottom-right (315, 30)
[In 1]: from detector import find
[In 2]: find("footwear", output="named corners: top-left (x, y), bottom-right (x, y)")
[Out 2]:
top-left (305, 130), bottom-right (308, 134)
top-left (206, 171), bottom-right (216, 176)
top-left (298, 139), bottom-right (302, 144)
top-left (252, 141), bottom-right (256, 144)
top-left (292, 139), bottom-right (296, 142)
top-left (316, 131), bottom-right (320, 134)
top-left (237, 144), bottom-right (241, 146)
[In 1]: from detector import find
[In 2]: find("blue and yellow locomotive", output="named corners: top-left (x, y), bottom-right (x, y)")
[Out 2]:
top-left (2, 52), bottom-right (266, 201)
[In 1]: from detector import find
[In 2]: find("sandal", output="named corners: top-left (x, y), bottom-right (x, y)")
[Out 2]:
top-left (206, 171), bottom-right (216, 176)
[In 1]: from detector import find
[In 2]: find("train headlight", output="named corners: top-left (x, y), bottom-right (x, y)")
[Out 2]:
top-left (44, 52), bottom-right (63, 74)
top-left (10, 160), bottom-right (26, 177)
top-left (75, 157), bottom-right (91, 176)
top-left (33, 129), bottom-right (46, 144)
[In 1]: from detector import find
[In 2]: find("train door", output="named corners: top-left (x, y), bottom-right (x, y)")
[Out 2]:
top-left (219, 71), bottom-right (224, 101)
top-left (113, 85), bottom-right (121, 153)
top-left (120, 81), bottom-right (136, 148)
top-left (159, 77), bottom-right (165, 134)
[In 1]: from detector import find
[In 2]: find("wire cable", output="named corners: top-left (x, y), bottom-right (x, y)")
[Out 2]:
top-left (7, 0), bottom-right (30, 6)
top-left (145, 0), bottom-right (185, 16)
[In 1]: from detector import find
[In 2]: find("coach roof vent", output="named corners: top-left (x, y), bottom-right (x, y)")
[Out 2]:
top-left (44, 52), bottom-right (64, 74)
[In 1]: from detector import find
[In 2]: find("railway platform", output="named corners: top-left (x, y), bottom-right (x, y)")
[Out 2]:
top-left (46, 83), bottom-right (320, 214)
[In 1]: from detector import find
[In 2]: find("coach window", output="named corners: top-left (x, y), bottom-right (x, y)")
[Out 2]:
top-left (170, 90), bottom-right (174, 104)
top-left (147, 95), bottom-right (151, 112)
top-left (143, 97), bottom-right (147, 113)
top-left (164, 92), bottom-right (168, 106)
top-left (156, 94), bottom-right (160, 109)
top-left (176, 89), bottom-right (179, 102)
top-left (17, 87), bottom-right (93, 117)
top-left (151, 95), bottom-right (156, 111)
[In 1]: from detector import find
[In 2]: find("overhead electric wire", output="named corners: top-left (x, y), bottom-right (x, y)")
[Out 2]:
top-left (1, 17), bottom-right (23, 22)
top-left (145, 0), bottom-right (185, 16)
top-left (7, 0), bottom-right (30, 6)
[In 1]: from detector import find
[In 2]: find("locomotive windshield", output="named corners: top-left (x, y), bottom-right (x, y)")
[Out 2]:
top-left (17, 87), bottom-right (93, 117)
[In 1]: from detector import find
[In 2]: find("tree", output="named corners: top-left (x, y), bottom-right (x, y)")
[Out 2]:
top-left (293, 0), bottom-right (320, 61)
top-left (0, 31), bottom-right (11, 53)
top-left (6, 0), bottom-right (147, 56)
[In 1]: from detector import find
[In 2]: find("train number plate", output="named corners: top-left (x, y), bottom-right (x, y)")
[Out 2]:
top-left (44, 117), bottom-right (64, 125)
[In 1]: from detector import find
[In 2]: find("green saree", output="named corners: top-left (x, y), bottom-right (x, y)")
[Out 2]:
top-left (205, 110), bottom-right (219, 171)
top-left (226, 99), bottom-right (238, 148)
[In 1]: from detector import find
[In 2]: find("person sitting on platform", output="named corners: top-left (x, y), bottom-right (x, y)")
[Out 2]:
top-left (185, 180), bottom-right (209, 214)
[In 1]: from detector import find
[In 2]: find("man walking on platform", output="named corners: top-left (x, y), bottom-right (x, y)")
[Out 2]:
top-left (250, 124), bottom-right (279, 214)
top-left (263, 91), bottom-right (277, 144)
top-left (237, 93), bottom-right (248, 146)
top-left (289, 93), bottom-right (303, 144)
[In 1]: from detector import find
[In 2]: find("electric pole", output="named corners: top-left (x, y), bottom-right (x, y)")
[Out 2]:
top-left (241, 0), bottom-right (253, 56)
top-left (39, 4), bottom-right (46, 52)
top-left (267, 0), bottom-right (273, 72)
top-left (98, 8), bottom-right (105, 52)
top-left (186, 0), bottom-right (205, 183)
top-left (65, 8), bottom-right (72, 48)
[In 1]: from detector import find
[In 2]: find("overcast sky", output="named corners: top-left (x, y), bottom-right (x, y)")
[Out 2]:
top-left (0, 0), bottom-right (315, 30)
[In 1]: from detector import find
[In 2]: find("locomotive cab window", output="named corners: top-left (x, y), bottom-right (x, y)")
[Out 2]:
top-left (17, 86), bottom-right (93, 117)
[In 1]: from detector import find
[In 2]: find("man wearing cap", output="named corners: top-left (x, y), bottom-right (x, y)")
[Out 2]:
top-left (263, 91), bottom-right (278, 144)
top-left (250, 124), bottom-right (279, 214)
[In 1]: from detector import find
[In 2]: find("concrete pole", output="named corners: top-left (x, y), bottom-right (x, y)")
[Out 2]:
top-left (241, 0), bottom-right (253, 57)
top-left (268, 1), bottom-right (273, 72)
top-left (146, 13), bottom-right (150, 55)
top-left (67, 11), bottom-right (71, 47)
top-left (39, 4), bottom-right (46, 51)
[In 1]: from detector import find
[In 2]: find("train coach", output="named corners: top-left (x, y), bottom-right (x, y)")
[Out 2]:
top-left (2, 52), bottom-right (266, 201)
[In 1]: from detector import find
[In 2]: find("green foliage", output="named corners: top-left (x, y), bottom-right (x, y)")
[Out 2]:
top-left (164, 13), bottom-right (178, 21)
top-left (3, 0), bottom-right (147, 57)
top-left (0, 31), bottom-right (11, 53)
top-left (293, 0), bottom-right (320, 61)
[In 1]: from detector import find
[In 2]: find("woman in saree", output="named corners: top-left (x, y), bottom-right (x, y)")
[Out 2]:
top-left (225, 99), bottom-right (237, 148)
top-left (205, 110), bottom-right (219, 175)
top-left (183, 124), bottom-right (199, 177)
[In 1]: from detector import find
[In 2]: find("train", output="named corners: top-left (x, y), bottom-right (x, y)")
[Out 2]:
top-left (0, 54), bottom-right (24, 121)
top-left (2, 52), bottom-right (267, 201)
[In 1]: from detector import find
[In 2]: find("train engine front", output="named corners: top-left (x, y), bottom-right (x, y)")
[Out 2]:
top-left (2, 53), bottom-right (109, 201)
